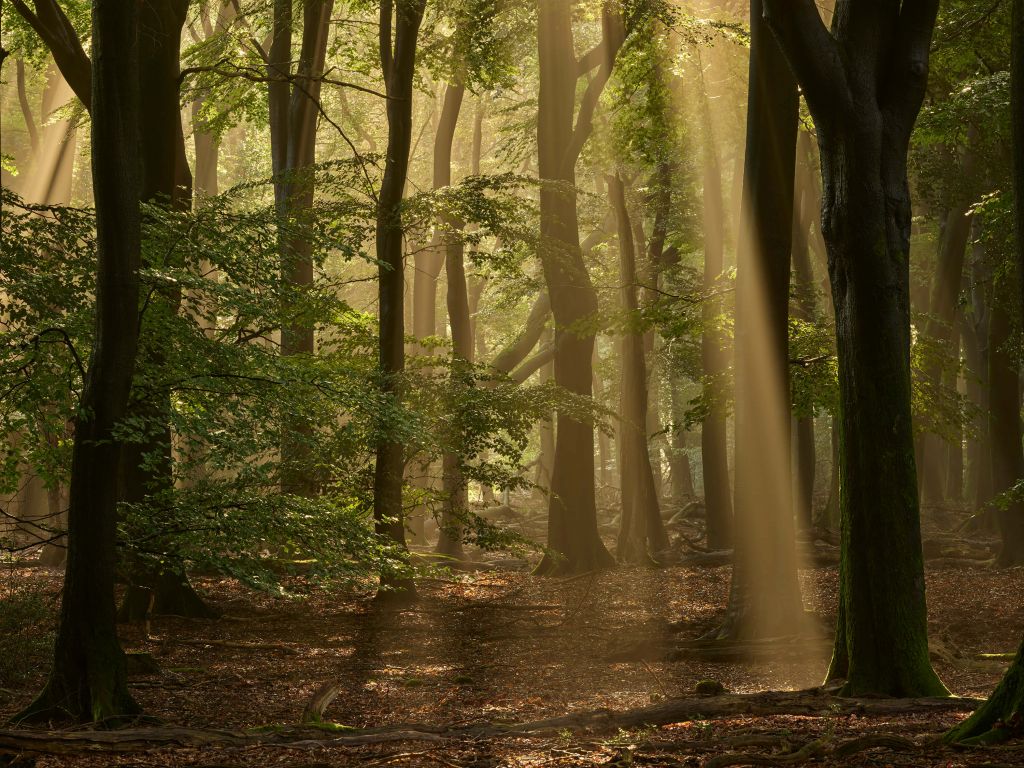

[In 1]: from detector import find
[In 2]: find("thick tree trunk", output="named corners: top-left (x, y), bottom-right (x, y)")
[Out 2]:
top-left (698, 82), bottom-right (733, 552)
top-left (16, 0), bottom-right (143, 723)
top-left (533, 0), bottom-right (621, 574)
top-left (373, 0), bottom-right (426, 599)
top-left (716, 0), bottom-right (803, 640)
top-left (609, 174), bottom-right (669, 564)
top-left (766, 0), bottom-right (948, 697)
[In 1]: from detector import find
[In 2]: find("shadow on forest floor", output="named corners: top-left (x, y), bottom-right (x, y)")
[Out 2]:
top-left (1, 552), bottom-right (1022, 767)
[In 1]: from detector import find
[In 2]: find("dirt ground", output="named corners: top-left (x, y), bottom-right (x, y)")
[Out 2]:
top-left (1, 554), bottom-right (1022, 767)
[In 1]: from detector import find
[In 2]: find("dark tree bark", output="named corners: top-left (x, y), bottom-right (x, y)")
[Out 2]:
top-left (765, 0), bottom-right (948, 696)
top-left (373, 0), bottom-right (426, 598)
top-left (118, 0), bottom-right (217, 623)
top-left (697, 75), bottom-right (733, 551)
top-left (15, 0), bottom-right (142, 724)
top-left (533, 0), bottom-right (625, 574)
top-left (714, 0), bottom-right (803, 641)
top-left (988, 272), bottom-right (1024, 566)
top-left (18, 0), bottom-right (211, 621)
top-left (608, 174), bottom-right (669, 564)
top-left (946, 634), bottom-right (1024, 745)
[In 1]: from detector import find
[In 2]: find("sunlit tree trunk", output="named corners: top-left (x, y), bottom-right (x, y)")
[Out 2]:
top-left (697, 79), bottom-right (733, 551)
top-left (533, 0), bottom-right (624, 574)
top-left (437, 82), bottom-right (470, 559)
top-left (715, 0), bottom-right (803, 640)
top-left (609, 174), bottom-right (669, 564)
top-left (766, 0), bottom-right (948, 696)
top-left (16, 0), bottom-right (142, 723)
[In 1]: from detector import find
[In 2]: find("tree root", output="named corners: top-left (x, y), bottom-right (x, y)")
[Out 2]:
top-left (0, 689), bottom-right (983, 755)
top-left (703, 734), bottom-right (919, 767)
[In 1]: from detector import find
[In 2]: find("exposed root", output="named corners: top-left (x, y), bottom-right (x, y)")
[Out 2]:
top-left (0, 689), bottom-right (983, 755)
top-left (703, 734), bottom-right (919, 767)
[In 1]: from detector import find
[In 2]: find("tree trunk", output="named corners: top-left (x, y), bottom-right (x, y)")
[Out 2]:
top-left (918, 203), bottom-right (974, 507)
top-left (765, 0), bottom-right (948, 697)
top-left (437, 82), bottom-right (469, 561)
top-left (373, 0), bottom-right (426, 599)
top-left (533, 0), bottom-right (622, 574)
top-left (698, 77), bottom-right (733, 551)
top-left (16, 0), bottom-right (142, 723)
top-left (716, 0), bottom-right (803, 641)
top-left (946, 634), bottom-right (1024, 745)
top-left (609, 174), bottom-right (669, 564)
top-left (988, 274), bottom-right (1024, 566)
top-left (965, 236), bottom-right (994, 515)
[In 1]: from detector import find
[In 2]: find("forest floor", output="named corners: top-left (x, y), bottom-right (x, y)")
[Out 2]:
top-left (1, 523), bottom-right (1023, 767)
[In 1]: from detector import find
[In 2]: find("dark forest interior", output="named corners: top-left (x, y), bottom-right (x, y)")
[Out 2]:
top-left (2, 0), bottom-right (1024, 766)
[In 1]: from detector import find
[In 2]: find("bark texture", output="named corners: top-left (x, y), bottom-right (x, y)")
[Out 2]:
top-left (16, 0), bottom-right (143, 723)
top-left (765, 0), bottom-right (948, 696)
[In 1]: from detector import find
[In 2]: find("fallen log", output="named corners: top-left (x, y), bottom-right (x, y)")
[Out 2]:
top-left (0, 689), bottom-right (985, 755)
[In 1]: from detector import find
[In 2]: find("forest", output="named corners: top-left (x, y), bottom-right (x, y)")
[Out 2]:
top-left (1, 0), bottom-right (1023, 766)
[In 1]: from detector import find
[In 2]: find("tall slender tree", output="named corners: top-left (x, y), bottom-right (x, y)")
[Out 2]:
top-left (764, 0), bottom-right (948, 696)
top-left (608, 173), bottom-right (669, 563)
top-left (374, 0), bottom-right (427, 598)
top-left (697, 69), bottom-right (733, 551)
top-left (16, 0), bottom-right (143, 723)
top-left (714, 0), bottom-right (803, 640)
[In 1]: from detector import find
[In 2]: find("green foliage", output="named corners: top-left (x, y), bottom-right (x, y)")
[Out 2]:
top-left (0, 577), bottom-right (56, 687)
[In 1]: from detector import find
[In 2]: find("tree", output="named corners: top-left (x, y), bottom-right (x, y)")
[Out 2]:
top-left (16, 0), bottom-right (142, 723)
top-left (374, 0), bottom-right (427, 598)
top-left (534, 0), bottom-right (625, 575)
top-left (764, 0), bottom-right (948, 696)
top-left (713, 0), bottom-right (803, 641)
top-left (697, 69), bottom-right (734, 551)
top-left (608, 173), bottom-right (669, 563)
top-left (269, 0), bottom-right (335, 497)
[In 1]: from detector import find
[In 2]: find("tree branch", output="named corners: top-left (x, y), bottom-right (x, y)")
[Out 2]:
top-left (761, 0), bottom-right (851, 125)
top-left (560, 3), bottom-right (626, 176)
top-left (10, 0), bottom-right (92, 112)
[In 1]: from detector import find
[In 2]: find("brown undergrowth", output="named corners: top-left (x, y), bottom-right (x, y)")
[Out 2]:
top-left (1, 553), bottom-right (1022, 767)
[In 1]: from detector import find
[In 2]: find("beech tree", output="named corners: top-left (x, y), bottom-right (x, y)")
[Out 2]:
top-left (374, 0), bottom-right (427, 598)
top-left (534, 0), bottom-right (626, 574)
top-left (16, 0), bottom-right (143, 723)
top-left (764, 0), bottom-right (948, 695)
